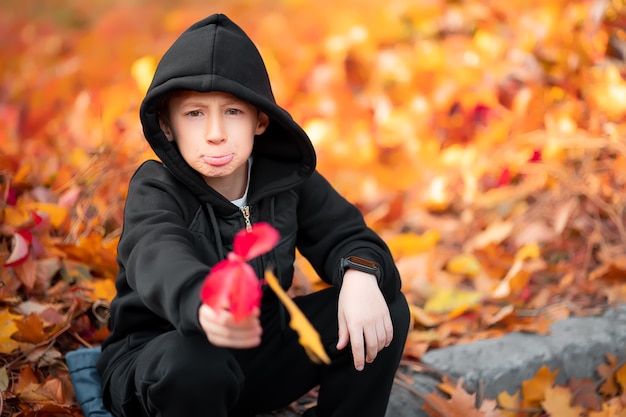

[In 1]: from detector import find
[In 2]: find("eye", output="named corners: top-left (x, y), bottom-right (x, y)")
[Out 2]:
top-left (186, 110), bottom-right (203, 117)
top-left (225, 108), bottom-right (243, 116)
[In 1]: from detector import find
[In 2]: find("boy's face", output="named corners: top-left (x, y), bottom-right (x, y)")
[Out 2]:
top-left (160, 91), bottom-right (269, 197)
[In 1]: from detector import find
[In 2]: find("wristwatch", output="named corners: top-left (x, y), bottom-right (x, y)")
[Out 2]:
top-left (340, 256), bottom-right (381, 283)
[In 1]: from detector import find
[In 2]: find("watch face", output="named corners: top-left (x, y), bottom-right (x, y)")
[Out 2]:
top-left (348, 256), bottom-right (378, 270)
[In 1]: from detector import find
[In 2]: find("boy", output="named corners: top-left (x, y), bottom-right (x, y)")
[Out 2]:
top-left (97, 13), bottom-right (410, 417)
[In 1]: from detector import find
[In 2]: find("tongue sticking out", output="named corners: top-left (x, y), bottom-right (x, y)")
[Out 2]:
top-left (203, 154), bottom-right (233, 167)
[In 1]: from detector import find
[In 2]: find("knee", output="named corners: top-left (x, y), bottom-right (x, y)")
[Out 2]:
top-left (160, 343), bottom-right (244, 396)
top-left (137, 336), bottom-right (245, 413)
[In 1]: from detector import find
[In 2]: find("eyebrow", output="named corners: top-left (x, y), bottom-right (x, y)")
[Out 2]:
top-left (179, 99), bottom-right (247, 108)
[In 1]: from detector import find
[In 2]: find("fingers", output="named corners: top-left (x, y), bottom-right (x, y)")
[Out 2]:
top-left (366, 317), bottom-right (394, 362)
top-left (199, 305), bottom-right (262, 348)
top-left (383, 314), bottom-right (393, 347)
top-left (350, 331), bottom-right (365, 371)
top-left (363, 327), bottom-right (380, 364)
top-left (350, 316), bottom-right (394, 371)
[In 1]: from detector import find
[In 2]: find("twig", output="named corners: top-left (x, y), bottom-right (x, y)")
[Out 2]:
top-left (572, 356), bottom-right (626, 397)
top-left (4, 298), bottom-right (90, 369)
top-left (498, 404), bottom-right (544, 414)
top-left (5, 323), bottom-right (72, 369)
top-left (69, 331), bottom-right (93, 349)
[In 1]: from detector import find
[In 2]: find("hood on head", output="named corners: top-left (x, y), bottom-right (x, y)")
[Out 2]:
top-left (140, 14), bottom-right (316, 200)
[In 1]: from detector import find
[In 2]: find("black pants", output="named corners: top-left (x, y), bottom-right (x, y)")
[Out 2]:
top-left (103, 287), bottom-right (410, 417)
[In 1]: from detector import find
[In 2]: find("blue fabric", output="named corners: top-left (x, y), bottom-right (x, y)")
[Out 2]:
top-left (66, 346), bottom-right (114, 417)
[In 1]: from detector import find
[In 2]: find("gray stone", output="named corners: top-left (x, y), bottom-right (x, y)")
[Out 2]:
top-left (420, 305), bottom-right (626, 399)
top-left (261, 305), bottom-right (626, 416)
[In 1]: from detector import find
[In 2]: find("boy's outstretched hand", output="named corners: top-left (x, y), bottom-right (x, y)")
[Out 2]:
top-left (337, 270), bottom-right (393, 371)
top-left (199, 304), bottom-right (263, 348)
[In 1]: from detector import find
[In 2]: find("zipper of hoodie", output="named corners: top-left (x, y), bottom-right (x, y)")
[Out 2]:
top-left (241, 205), bottom-right (252, 232)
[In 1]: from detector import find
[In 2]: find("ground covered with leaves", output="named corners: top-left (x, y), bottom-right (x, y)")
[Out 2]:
top-left (1, 0), bottom-right (626, 416)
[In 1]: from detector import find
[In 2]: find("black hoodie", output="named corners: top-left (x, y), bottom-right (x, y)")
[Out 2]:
top-left (98, 13), bottom-right (401, 383)
top-left (141, 13), bottom-right (317, 205)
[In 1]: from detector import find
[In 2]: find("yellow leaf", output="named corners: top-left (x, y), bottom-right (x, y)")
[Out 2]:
top-left (387, 230), bottom-right (440, 259)
top-left (264, 270), bottom-right (330, 365)
top-left (410, 304), bottom-right (445, 327)
top-left (12, 163), bottom-right (32, 185)
top-left (2, 205), bottom-right (32, 229)
top-left (12, 313), bottom-right (46, 344)
top-left (425, 176), bottom-right (451, 211)
top-left (0, 308), bottom-right (22, 354)
top-left (424, 288), bottom-right (482, 314)
top-left (586, 65), bottom-right (626, 119)
top-left (541, 385), bottom-right (585, 417)
top-left (521, 365), bottom-right (559, 408)
top-left (492, 243), bottom-right (541, 299)
top-left (497, 390), bottom-right (520, 417)
top-left (82, 278), bottom-right (117, 303)
top-left (514, 243), bottom-right (540, 261)
top-left (446, 253), bottom-right (482, 277)
top-left (131, 56), bottom-right (156, 94)
top-left (31, 202), bottom-right (69, 228)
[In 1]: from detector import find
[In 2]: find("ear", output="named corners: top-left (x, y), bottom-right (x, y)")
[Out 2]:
top-left (159, 118), bottom-right (175, 142)
top-left (255, 112), bottom-right (269, 135)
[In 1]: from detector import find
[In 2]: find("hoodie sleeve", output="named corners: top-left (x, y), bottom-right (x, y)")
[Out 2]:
top-left (295, 171), bottom-right (401, 301)
top-left (117, 162), bottom-right (210, 335)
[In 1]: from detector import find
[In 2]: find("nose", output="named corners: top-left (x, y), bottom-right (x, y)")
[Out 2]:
top-left (205, 112), bottom-right (226, 144)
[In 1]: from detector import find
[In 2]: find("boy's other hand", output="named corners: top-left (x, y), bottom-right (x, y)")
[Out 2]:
top-left (336, 270), bottom-right (393, 371)
top-left (198, 304), bottom-right (262, 348)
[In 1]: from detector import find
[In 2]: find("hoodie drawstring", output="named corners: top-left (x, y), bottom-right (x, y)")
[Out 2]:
top-left (268, 196), bottom-right (287, 332)
top-left (201, 203), bottom-right (225, 260)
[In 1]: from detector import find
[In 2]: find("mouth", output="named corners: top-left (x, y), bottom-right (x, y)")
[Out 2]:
top-left (202, 154), bottom-right (234, 167)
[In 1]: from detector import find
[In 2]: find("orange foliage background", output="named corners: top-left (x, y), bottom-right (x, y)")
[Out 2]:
top-left (2, 0), bottom-right (626, 415)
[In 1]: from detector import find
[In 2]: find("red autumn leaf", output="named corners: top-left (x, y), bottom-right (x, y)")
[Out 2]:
top-left (200, 222), bottom-right (279, 322)
top-left (200, 258), bottom-right (262, 322)
top-left (233, 222), bottom-right (280, 260)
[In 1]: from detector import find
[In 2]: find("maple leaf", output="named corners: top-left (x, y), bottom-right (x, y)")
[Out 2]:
top-left (12, 313), bottom-right (47, 344)
top-left (588, 402), bottom-right (626, 417)
top-left (568, 377), bottom-right (603, 411)
top-left (200, 222), bottom-right (279, 322)
top-left (0, 308), bottom-right (22, 354)
top-left (598, 354), bottom-right (623, 398)
top-left (496, 390), bottom-right (520, 417)
top-left (423, 379), bottom-right (506, 417)
top-left (541, 385), bottom-right (585, 417)
top-left (521, 365), bottom-right (559, 409)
